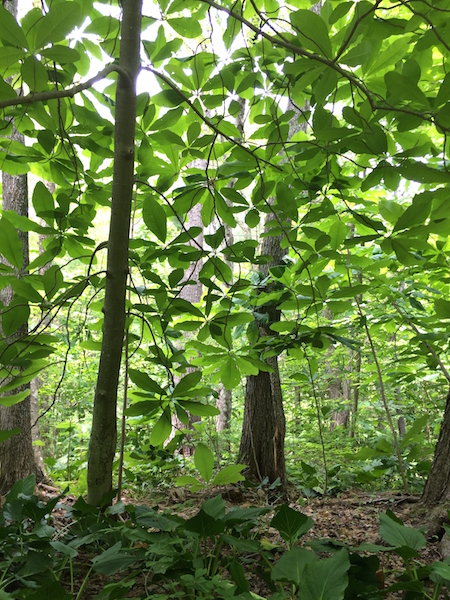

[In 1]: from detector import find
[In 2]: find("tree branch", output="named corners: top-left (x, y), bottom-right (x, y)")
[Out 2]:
top-left (0, 64), bottom-right (131, 110)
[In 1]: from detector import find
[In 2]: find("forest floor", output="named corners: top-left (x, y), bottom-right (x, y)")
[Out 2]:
top-left (41, 484), bottom-right (446, 599)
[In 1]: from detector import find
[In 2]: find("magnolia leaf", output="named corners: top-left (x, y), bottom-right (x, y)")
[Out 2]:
top-left (172, 371), bottom-right (202, 396)
top-left (143, 196), bottom-right (167, 243)
top-left (150, 411), bottom-right (172, 446)
top-left (211, 464), bottom-right (245, 486)
top-left (0, 218), bottom-right (23, 269)
top-left (219, 357), bottom-right (240, 390)
top-left (194, 443), bottom-right (214, 483)
top-left (178, 400), bottom-right (220, 417)
top-left (129, 369), bottom-right (165, 395)
top-left (291, 10), bottom-right (332, 58)
top-left (32, 2), bottom-right (82, 50)
top-left (0, 390), bottom-right (29, 408)
top-left (0, 6), bottom-right (28, 48)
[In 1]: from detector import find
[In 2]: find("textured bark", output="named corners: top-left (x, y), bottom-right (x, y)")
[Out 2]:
top-left (87, 0), bottom-right (142, 505)
top-left (216, 386), bottom-right (232, 433)
top-left (0, 0), bottom-right (37, 494)
top-left (421, 387), bottom-right (450, 505)
top-left (170, 202), bottom-right (203, 454)
top-left (239, 231), bottom-right (287, 488)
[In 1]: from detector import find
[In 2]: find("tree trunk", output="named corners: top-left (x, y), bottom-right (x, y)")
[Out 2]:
top-left (421, 386), bottom-right (450, 505)
top-left (86, 0), bottom-right (142, 506)
top-left (170, 201), bottom-right (203, 455)
top-left (0, 0), bottom-right (37, 494)
top-left (238, 232), bottom-right (287, 488)
top-left (30, 377), bottom-right (46, 482)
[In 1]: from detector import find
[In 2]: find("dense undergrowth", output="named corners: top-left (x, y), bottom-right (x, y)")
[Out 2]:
top-left (1, 475), bottom-right (449, 600)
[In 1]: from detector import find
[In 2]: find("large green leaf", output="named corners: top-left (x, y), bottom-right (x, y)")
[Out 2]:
top-left (150, 411), bottom-right (172, 446)
top-left (31, 2), bottom-right (82, 50)
top-left (272, 547), bottom-right (317, 585)
top-left (194, 443), bottom-right (214, 483)
top-left (297, 549), bottom-right (350, 600)
top-left (129, 369), bottom-right (165, 395)
top-left (271, 505), bottom-right (314, 546)
top-left (172, 371), bottom-right (202, 396)
top-left (0, 218), bottom-right (23, 269)
top-left (379, 512), bottom-right (426, 551)
top-left (211, 464), bottom-right (245, 486)
top-left (219, 357), bottom-right (240, 390)
top-left (290, 10), bottom-right (332, 58)
top-left (0, 6), bottom-right (28, 48)
top-left (1, 298), bottom-right (29, 338)
top-left (92, 542), bottom-right (138, 576)
top-left (143, 196), bottom-right (167, 243)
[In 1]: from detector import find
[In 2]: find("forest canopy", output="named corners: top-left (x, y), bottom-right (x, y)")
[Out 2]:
top-left (0, 0), bottom-right (449, 512)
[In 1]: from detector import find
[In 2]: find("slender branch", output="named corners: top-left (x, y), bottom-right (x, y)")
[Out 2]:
top-left (0, 64), bottom-right (131, 110)
top-left (393, 302), bottom-right (450, 383)
top-left (143, 66), bottom-right (280, 170)
top-left (199, 0), bottom-right (439, 127)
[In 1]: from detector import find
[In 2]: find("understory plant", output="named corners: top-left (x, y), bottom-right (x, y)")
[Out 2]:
top-left (1, 475), bottom-right (449, 599)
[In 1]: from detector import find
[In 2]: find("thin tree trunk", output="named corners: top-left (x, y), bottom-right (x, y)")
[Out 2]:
top-left (86, 0), bottom-right (142, 506)
top-left (0, 0), bottom-right (38, 494)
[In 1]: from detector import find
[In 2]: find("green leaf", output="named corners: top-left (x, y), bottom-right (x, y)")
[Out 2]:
top-left (168, 17), bottom-right (202, 38)
top-left (0, 6), bottom-right (28, 48)
top-left (175, 475), bottom-right (200, 487)
top-left (219, 357), bottom-right (240, 390)
top-left (245, 208), bottom-right (260, 228)
top-left (394, 195), bottom-right (431, 231)
top-left (0, 428), bottom-right (20, 443)
top-left (0, 218), bottom-right (23, 269)
top-left (297, 549), bottom-right (350, 600)
top-left (92, 542), bottom-right (137, 576)
top-left (32, 2), bottom-right (82, 50)
top-left (434, 298), bottom-right (450, 319)
top-left (40, 45), bottom-right (81, 64)
top-left (211, 464), bottom-right (245, 486)
top-left (178, 400), bottom-right (220, 417)
top-left (1, 298), bottom-right (29, 338)
top-left (271, 505), bottom-right (314, 545)
top-left (290, 10), bottom-right (332, 58)
top-left (194, 442), bottom-right (214, 483)
top-left (0, 390), bottom-right (29, 408)
top-left (272, 547), bottom-right (317, 585)
top-left (230, 558), bottom-right (250, 594)
top-left (0, 47), bottom-right (25, 70)
top-left (379, 512), bottom-right (426, 550)
top-left (172, 371), bottom-right (202, 396)
top-left (129, 369), bottom-right (165, 395)
top-left (143, 196), bottom-right (167, 243)
top-left (150, 411), bottom-right (172, 446)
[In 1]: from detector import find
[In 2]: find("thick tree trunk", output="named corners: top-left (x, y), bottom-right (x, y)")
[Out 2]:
top-left (86, 0), bottom-right (142, 505)
top-left (239, 232), bottom-right (287, 488)
top-left (421, 386), bottom-right (450, 505)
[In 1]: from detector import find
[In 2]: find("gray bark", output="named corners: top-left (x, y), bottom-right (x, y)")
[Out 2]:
top-left (87, 0), bottom-right (142, 505)
top-left (0, 0), bottom-right (37, 494)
